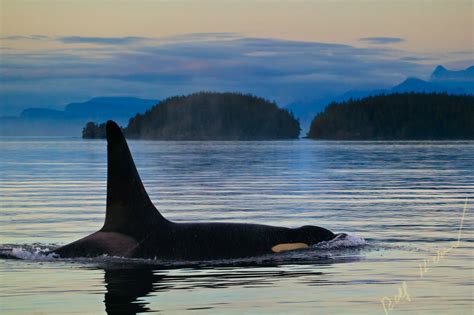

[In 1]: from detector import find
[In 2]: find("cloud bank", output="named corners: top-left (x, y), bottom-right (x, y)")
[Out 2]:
top-left (1, 35), bottom-right (50, 41)
top-left (359, 37), bottom-right (405, 45)
top-left (0, 33), bottom-right (430, 115)
top-left (57, 36), bottom-right (148, 45)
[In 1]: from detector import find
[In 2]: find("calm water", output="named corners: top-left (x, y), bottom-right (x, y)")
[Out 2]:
top-left (0, 138), bottom-right (472, 314)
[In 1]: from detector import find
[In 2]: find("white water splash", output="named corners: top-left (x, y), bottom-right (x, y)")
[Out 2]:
top-left (7, 246), bottom-right (59, 261)
top-left (313, 233), bottom-right (367, 249)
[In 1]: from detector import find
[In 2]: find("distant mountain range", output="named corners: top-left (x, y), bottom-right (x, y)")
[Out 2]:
top-left (0, 97), bottom-right (157, 136)
top-left (1, 65), bottom-right (472, 136)
top-left (431, 65), bottom-right (474, 82)
top-left (20, 97), bottom-right (157, 120)
top-left (286, 65), bottom-right (474, 133)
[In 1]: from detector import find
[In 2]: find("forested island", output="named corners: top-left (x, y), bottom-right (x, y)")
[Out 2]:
top-left (307, 93), bottom-right (474, 140)
top-left (83, 92), bottom-right (300, 140)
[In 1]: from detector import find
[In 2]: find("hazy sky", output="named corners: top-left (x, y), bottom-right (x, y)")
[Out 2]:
top-left (1, 0), bottom-right (473, 114)
top-left (2, 0), bottom-right (472, 53)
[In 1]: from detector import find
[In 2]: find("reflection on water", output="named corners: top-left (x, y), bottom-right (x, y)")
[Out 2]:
top-left (104, 267), bottom-right (159, 314)
top-left (102, 266), bottom-right (309, 313)
top-left (102, 254), bottom-right (358, 314)
top-left (0, 138), bottom-right (473, 314)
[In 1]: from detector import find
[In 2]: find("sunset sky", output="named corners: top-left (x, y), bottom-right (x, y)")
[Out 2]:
top-left (1, 0), bottom-right (472, 115)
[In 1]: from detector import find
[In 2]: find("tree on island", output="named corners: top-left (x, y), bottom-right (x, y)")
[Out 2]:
top-left (82, 122), bottom-right (106, 139)
top-left (307, 93), bottom-right (474, 140)
top-left (83, 92), bottom-right (300, 140)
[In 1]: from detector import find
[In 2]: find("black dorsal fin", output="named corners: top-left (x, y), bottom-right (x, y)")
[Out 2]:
top-left (101, 120), bottom-right (167, 238)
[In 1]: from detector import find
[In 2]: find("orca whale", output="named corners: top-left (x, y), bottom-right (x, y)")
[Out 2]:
top-left (53, 121), bottom-right (338, 260)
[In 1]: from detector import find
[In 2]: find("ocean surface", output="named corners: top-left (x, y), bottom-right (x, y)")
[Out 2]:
top-left (0, 138), bottom-right (472, 314)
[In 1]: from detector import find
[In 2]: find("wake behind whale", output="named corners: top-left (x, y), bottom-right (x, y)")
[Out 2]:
top-left (42, 121), bottom-right (350, 261)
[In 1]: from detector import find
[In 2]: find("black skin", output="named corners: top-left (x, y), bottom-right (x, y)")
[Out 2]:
top-left (134, 223), bottom-right (335, 260)
top-left (53, 121), bottom-right (337, 260)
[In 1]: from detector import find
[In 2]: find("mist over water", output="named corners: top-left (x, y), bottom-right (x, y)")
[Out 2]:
top-left (0, 138), bottom-right (472, 314)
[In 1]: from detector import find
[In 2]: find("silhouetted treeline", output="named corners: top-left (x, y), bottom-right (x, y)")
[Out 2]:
top-left (82, 122), bottom-right (106, 138)
top-left (83, 92), bottom-right (300, 140)
top-left (307, 93), bottom-right (474, 140)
